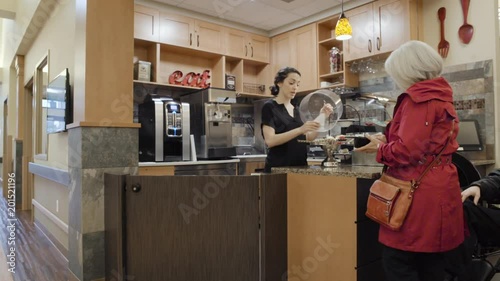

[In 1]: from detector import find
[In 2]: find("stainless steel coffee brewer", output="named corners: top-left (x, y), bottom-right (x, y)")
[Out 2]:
top-left (181, 88), bottom-right (236, 159)
top-left (138, 96), bottom-right (190, 162)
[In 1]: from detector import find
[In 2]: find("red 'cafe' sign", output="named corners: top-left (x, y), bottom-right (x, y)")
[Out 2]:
top-left (168, 70), bottom-right (211, 88)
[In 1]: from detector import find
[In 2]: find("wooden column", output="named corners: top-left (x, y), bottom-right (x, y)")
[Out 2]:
top-left (72, 0), bottom-right (135, 127)
top-left (69, 1), bottom-right (138, 281)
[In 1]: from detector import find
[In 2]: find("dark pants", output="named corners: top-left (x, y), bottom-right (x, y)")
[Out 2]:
top-left (382, 245), bottom-right (448, 281)
top-left (463, 200), bottom-right (500, 248)
top-left (445, 201), bottom-right (500, 280)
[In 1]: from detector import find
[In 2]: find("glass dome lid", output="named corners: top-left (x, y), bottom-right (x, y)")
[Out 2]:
top-left (299, 89), bottom-right (343, 132)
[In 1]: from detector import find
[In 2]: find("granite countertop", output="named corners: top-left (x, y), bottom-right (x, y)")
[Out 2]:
top-left (272, 164), bottom-right (383, 179)
top-left (470, 159), bottom-right (495, 166)
top-left (231, 154), bottom-right (267, 162)
top-left (139, 159), bottom-right (240, 167)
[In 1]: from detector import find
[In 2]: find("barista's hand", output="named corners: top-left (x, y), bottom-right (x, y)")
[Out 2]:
top-left (461, 185), bottom-right (481, 204)
top-left (320, 103), bottom-right (334, 117)
top-left (300, 121), bottom-right (320, 134)
top-left (354, 134), bottom-right (385, 153)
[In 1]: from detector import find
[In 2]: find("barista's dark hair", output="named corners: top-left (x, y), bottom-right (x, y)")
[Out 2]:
top-left (269, 67), bottom-right (301, 96)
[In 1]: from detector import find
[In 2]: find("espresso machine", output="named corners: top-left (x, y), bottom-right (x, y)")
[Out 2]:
top-left (181, 88), bottom-right (236, 159)
top-left (138, 96), bottom-right (190, 162)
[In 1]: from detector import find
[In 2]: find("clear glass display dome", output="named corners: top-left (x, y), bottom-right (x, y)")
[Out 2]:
top-left (299, 89), bottom-right (343, 132)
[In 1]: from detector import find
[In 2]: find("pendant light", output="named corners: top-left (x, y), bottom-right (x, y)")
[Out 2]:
top-left (335, 0), bottom-right (352, 40)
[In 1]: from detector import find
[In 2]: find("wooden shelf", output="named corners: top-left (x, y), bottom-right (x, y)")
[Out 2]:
top-left (237, 92), bottom-right (273, 99)
top-left (133, 80), bottom-right (202, 90)
top-left (319, 71), bottom-right (344, 79)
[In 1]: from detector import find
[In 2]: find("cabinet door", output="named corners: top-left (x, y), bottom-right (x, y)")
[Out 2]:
top-left (134, 5), bottom-right (159, 42)
top-left (343, 4), bottom-right (374, 61)
top-left (374, 0), bottom-right (410, 54)
top-left (225, 28), bottom-right (247, 58)
top-left (248, 34), bottom-right (270, 63)
top-left (195, 20), bottom-right (224, 53)
top-left (159, 12), bottom-right (194, 48)
top-left (294, 24), bottom-right (317, 91)
top-left (271, 31), bottom-right (296, 76)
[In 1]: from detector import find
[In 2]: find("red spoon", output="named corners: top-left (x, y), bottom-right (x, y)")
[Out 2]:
top-left (458, 0), bottom-right (474, 44)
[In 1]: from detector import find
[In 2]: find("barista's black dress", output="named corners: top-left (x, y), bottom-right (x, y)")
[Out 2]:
top-left (261, 99), bottom-right (308, 173)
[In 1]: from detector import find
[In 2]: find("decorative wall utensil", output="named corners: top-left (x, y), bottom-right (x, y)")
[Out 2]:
top-left (437, 7), bottom-right (450, 58)
top-left (458, 0), bottom-right (474, 44)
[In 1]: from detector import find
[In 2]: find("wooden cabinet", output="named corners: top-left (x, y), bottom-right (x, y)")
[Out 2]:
top-left (343, 0), bottom-right (412, 61)
top-left (271, 23), bottom-right (318, 92)
top-left (134, 4), bottom-right (159, 42)
top-left (225, 28), bottom-right (269, 63)
top-left (159, 12), bottom-right (224, 54)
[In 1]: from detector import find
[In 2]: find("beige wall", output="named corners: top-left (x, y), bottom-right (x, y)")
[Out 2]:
top-left (33, 175), bottom-right (69, 250)
top-left (24, 0), bottom-right (74, 168)
top-left (422, 0), bottom-right (496, 66)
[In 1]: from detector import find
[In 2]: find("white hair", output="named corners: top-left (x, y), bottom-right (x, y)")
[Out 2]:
top-left (384, 40), bottom-right (443, 90)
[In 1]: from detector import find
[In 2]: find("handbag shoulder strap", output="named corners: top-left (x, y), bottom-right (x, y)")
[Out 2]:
top-left (413, 120), bottom-right (455, 188)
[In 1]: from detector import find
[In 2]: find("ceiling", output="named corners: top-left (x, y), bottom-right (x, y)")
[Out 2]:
top-left (149, 0), bottom-right (355, 33)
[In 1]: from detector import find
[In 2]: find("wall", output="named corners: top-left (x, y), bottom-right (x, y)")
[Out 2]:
top-left (16, 0), bottom-right (74, 252)
top-left (33, 176), bottom-right (69, 251)
top-left (25, 0), bottom-right (74, 168)
top-left (422, 0), bottom-right (496, 66)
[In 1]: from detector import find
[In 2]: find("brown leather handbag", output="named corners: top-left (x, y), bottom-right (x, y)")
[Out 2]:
top-left (365, 123), bottom-right (454, 231)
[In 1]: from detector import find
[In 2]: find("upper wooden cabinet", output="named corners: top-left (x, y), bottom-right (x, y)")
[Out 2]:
top-left (271, 24), bottom-right (318, 92)
top-left (225, 28), bottom-right (269, 63)
top-left (134, 4), bottom-right (159, 42)
top-left (343, 0), bottom-right (412, 61)
top-left (159, 12), bottom-right (224, 53)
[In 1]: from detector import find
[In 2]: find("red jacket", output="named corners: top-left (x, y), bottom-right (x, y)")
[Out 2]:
top-left (376, 77), bottom-right (464, 252)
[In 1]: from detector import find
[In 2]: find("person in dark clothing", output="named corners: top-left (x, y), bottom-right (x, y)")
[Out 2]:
top-left (461, 169), bottom-right (500, 248)
top-left (261, 67), bottom-right (332, 173)
top-left (447, 169), bottom-right (500, 280)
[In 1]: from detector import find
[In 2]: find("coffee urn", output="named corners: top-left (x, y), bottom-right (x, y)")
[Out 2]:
top-left (138, 96), bottom-right (190, 162)
top-left (181, 88), bottom-right (236, 159)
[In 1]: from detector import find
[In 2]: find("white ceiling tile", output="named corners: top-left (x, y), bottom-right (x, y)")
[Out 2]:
top-left (152, 0), bottom-right (185, 6)
top-left (257, 10), bottom-right (302, 29)
top-left (290, 0), bottom-right (342, 17)
top-left (178, 0), bottom-right (223, 17)
top-left (221, 1), bottom-right (287, 24)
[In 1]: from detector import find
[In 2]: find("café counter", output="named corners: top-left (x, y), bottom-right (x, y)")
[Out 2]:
top-left (271, 164), bottom-right (385, 281)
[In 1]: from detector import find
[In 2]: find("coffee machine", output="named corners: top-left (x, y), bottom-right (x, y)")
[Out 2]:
top-left (138, 96), bottom-right (190, 162)
top-left (181, 88), bottom-right (236, 159)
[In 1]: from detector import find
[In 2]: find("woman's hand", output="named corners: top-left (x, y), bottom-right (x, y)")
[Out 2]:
top-left (320, 103), bottom-right (334, 118)
top-left (461, 185), bottom-right (481, 204)
top-left (354, 134), bottom-right (386, 153)
top-left (300, 121), bottom-right (320, 134)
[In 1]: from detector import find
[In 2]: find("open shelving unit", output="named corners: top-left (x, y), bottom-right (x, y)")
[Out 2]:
top-left (133, 38), bottom-right (273, 99)
top-left (316, 16), bottom-right (358, 89)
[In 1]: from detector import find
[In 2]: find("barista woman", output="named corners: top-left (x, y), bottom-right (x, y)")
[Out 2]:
top-left (261, 67), bottom-right (333, 173)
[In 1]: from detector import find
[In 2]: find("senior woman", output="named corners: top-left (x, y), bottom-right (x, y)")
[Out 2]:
top-left (356, 41), bottom-right (463, 281)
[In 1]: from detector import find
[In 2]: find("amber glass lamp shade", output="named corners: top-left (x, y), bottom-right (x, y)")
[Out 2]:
top-left (335, 13), bottom-right (352, 40)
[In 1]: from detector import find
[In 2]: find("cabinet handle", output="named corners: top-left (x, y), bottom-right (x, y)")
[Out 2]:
top-left (245, 45), bottom-right (247, 56)
top-left (190, 33), bottom-right (192, 46)
top-left (251, 46), bottom-right (253, 57)
top-left (197, 35), bottom-right (199, 47)
top-left (377, 37), bottom-right (380, 51)
top-left (368, 39), bottom-right (372, 52)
